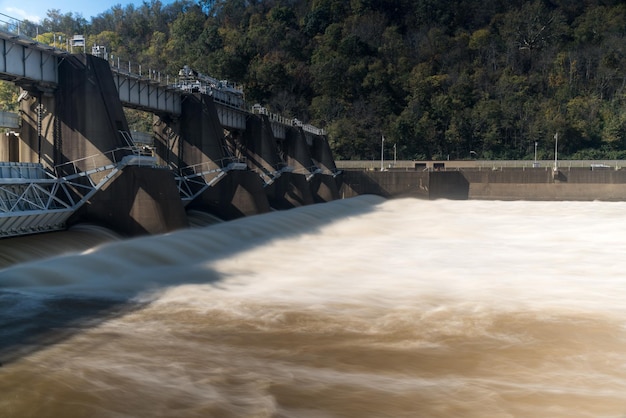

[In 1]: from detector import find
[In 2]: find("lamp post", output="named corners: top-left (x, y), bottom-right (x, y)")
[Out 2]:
top-left (393, 142), bottom-right (397, 167)
top-left (380, 135), bottom-right (385, 171)
top-left (534, 141), bottom-right (537, 164)
top-left (554, 133), bottom-right (558, 171)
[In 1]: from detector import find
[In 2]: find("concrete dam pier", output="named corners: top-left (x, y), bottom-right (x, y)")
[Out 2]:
top-left (1, 50), bottom-right (340, 238)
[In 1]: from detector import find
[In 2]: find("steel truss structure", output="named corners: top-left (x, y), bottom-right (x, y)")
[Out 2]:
top-left (176, 158), bottom-right (247, 206)
top-left (0, 148), bottom-right (157, 238)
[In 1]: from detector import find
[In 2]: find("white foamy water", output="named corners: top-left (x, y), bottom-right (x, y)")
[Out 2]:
top-left (1, 196), bottom-right (626, 417)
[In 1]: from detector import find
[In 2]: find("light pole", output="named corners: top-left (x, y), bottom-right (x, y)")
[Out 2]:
top-left (393, 142), bottom-right (397, 167)
top-left (380, 135), bottom-right (385, 171)
top-left (534, 141), bottom-right (537, 163)
top-left (554, 133), bottom-right (558, 171)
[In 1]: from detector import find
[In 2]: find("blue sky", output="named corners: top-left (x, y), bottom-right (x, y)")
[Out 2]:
top-left (0, 0), bottom-right (159, 22)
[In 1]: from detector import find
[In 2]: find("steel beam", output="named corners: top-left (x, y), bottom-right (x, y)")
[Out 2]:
top-left (0, 32), bottom-right (57, 86)
top-left (112, 70), bottom-right (181, 115)
top-left (215, 106), bottom-right (247, 130)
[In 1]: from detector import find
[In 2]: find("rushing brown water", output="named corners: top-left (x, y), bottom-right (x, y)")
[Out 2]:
top-left (1, 196), bottom-right (626, 417)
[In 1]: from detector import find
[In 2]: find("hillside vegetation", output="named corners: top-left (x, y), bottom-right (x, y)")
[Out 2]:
top-left (8, 0), bottom-right (626, 161)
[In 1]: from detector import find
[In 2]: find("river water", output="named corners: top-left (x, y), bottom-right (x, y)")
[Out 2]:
top-left (1, 196), bottom-right (626, 417)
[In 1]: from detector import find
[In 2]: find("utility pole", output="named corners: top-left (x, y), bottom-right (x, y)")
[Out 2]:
top-left (380, 135), bottom-right (385, 171)
top-left (393, 142), bottom-right (397, 167)
top-left (554, 133), bottom-right (558, 171)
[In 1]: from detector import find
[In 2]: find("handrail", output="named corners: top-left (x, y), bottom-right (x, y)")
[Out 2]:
top-left (178, 156), bottom-right (246, 178)
top-left (174, 156), bottom-right (247, 203)
top-left (53, 146), bottom-right (153, 178)
top-left (248, 162), bottom-right (293, 186)
top-left (287, 165), bottom-right (323, 180)
top-left (251, 104), bottom-right (327, 135)
top-left (289, 164), bottom-right (319, 173)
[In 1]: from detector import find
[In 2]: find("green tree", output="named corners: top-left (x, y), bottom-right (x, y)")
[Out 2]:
top-left (19, 0), bottom-right (626, 161)
top-left (0, 82), bottom-right (19, 112)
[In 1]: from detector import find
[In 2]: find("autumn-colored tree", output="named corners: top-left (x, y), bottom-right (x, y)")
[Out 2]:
top-left (1, 0), bottom-right (626, 160)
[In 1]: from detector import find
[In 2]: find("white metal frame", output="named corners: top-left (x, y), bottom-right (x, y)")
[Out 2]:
top-left (0, 143), bottom-right (157, 238)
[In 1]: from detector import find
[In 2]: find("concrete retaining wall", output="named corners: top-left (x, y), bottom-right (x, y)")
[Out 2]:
top-left (339, 170), bottom-right (468, 199)
top-left (340, 168), bottom-right (626, 201)
top-left (466, 168), bottom-right (626, 201)
top-left (469, 182), bottom-right (626, 201)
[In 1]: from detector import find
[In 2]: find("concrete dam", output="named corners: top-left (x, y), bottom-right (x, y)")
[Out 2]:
top-left (2, 28), bottom-right (624, 240)
top-left (0, 37), bottom-right (341, 238)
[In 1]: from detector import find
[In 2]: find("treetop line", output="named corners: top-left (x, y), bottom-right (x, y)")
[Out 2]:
top-left (2, 0), bottom-right (626, 161)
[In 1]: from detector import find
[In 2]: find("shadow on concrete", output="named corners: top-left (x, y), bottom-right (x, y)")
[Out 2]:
top-left (339, 170), bottom-right (394, 198)
top-left (54, 54), bottom-right (134, 169)
top-left (189, 170), bottom-right (271, 220)
top-left (69, 166), bottom-right (189, 237)
top-left (0, 195), bottom-right (383, 366)
top-left (338, 170), bottom-right (469, 200)
top-left (263, 172), bottom-right (316, 209)
top-left (310, 174), bottom-right (341, 203)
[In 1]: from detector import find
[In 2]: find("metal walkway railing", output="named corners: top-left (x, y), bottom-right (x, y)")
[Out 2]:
top-left (0, 145), bottom-right (158, 238)
top-left (176, 157), bottom-right (247, 205)
top-left (0, 161), bottom-right (81, 237)
top-left (249, 162), bottom-right (293, 187)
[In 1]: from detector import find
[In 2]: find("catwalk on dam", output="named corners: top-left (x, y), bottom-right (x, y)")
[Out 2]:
top-left (1, 196), bottom-right (626, 417)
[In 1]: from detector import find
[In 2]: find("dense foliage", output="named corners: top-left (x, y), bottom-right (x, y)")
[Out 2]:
top-left (8, 0), bottom-right (626, 160)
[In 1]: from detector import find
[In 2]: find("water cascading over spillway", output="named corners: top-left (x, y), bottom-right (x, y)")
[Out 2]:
top-left (1, 196), bottom-right (626, 417)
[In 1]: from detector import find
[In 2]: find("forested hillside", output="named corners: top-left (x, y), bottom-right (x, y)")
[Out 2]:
top-left (7, 0), bottom-right (626, 161)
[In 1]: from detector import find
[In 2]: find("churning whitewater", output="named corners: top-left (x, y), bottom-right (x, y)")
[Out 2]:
top-left (1, 196), bottom-right (626, 417)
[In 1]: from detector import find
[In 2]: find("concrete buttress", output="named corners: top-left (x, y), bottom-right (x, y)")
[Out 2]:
top-left (19, 54), bottom-right (188, 236)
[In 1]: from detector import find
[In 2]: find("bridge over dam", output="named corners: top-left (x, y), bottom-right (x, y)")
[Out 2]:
top-left (0, 28), bottom-right (341, 238)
